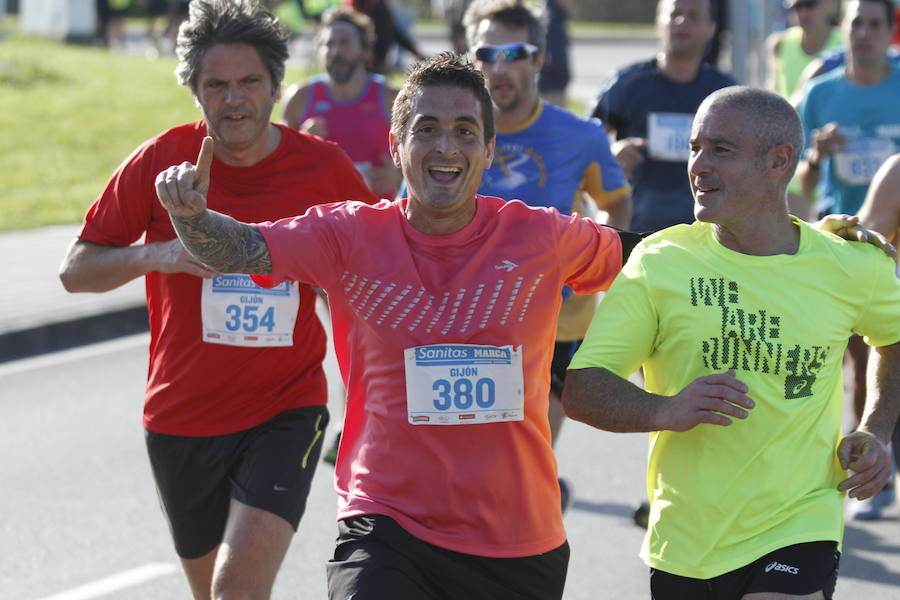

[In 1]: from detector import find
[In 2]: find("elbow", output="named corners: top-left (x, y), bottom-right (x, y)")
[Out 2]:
top-left (58, 265), bottom-right (81, 293)
top-left (560, 382), bottom-right (587, 424)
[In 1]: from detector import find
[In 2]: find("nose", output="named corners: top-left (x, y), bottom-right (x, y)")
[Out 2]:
top-left (224, 83), bottom-right (243, 106)
top-left (688, 147), bottom-right (711, 178)
top-left (434, 130), bottom-right (459, 155)
top-left (487, 57), bottom-right (511, 73)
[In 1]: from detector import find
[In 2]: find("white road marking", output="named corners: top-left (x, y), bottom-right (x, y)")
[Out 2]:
top-left (37, 563), bottom-right (178, 600)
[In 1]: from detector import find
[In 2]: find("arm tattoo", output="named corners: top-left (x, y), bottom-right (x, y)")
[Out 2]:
top-left (171, 210), bottom-right (273, 274)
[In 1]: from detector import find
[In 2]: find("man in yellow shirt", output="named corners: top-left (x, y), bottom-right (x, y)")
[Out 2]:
top-left (564, 86), bottom-right (900, 599)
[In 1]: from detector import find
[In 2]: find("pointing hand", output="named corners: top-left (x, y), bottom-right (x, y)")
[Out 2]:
top-left (155, 136), bottom-right (214, 217)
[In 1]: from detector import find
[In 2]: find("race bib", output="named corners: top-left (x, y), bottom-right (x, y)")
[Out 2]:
top-left (647, 112), bottom-right (693, 162)
top-left (404, 344), bottom-right (524, 425)
top-left (834, 138), bottom-right (895, 186)
top-left (201, 274), bottom-right (299, 347)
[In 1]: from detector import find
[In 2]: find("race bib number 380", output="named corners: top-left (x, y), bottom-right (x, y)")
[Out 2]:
top-left (201, 274), bottom-right (299, 347)
top-left (404, 344), bottom-right (524, 425)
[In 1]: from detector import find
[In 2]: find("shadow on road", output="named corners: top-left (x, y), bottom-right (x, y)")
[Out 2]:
top-left (839, 522), bottom-right (900, 586)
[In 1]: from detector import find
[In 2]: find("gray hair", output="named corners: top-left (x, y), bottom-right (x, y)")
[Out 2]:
top-left (174, 0), bottom-right (289, 94)
top-left (463, 0), bottom-right (546, 51)
top-left (698, 86), bottom-right (805, 177)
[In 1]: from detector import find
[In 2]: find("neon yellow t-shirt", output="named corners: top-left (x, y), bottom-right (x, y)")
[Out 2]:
top-left (570, 218), bottom-right (900, 579)
top-left (775, 26), bottom-right (843, 99)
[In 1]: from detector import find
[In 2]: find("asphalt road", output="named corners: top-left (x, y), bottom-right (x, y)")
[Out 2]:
top-left (3, 300), bottom-right (900, 599)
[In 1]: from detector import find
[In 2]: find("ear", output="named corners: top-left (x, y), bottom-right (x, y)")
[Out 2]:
top-left (389, 131), bottom-right (402, 169)
top-left (533, 49), bottom-right (545, 71)
top-left (484, 135), bottom-right (496, 169)
top-left (769, 143), bottom-right (794, 177)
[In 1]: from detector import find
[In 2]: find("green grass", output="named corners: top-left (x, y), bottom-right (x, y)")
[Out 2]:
top-left (0, 34), bottom-right (307, 232)
top-left (0, 24), bottom-right (601, 232)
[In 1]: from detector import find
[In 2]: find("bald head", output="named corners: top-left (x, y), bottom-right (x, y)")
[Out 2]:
top-left (697, 86), bottom-right (804, 178)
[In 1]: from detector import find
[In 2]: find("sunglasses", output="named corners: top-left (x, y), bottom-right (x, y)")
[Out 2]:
top-left (473, 43), bottom-right (540, 63)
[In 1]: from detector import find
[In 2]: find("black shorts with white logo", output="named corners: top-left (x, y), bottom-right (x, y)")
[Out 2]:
top-left (327, 514), bottom-right (569, 600)
top-left (145, 405), bottom-right (328, 559)
top-left (650, 541), bottom-right (839, 600)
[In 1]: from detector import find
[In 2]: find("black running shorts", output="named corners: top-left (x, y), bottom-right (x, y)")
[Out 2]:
top-left (145, 405), bottom-right (328, 559)
top-left (327, 515), bottom-right (569, 600)
top-left (650, 541), bottom-right (840, 599)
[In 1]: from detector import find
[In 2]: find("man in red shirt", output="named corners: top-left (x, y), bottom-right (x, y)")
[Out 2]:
top-left (58, 0), bottom-right (373, 597)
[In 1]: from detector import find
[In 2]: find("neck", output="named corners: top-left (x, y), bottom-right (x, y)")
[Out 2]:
top-left (212, 123), bottom-right (282, 167)
top-left (657, 51), bottom-right (703, 83)
top-left (404, 195), bottom-right (477, 236)
top-left (494, 95), bottom-right (540, 131)
top-left (846, 57), bottom-right (890, 86)
top-left (328, 67), bottom-right (369, 101)
top-left (712, 209), bottom-right (799, 256)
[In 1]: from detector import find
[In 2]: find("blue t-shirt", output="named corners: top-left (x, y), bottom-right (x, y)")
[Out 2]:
top-left (798, 65), bottom-right (900, 215)
top-left (816, 46), bottom-right (900, 76)
top-left (592, 59), bottom-right (736, 232)
top-left (478, 101), bottom-right (629, 216)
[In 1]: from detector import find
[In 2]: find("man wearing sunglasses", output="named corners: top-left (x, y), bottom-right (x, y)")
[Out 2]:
top-left (463, 0), bottom-right (632, 512)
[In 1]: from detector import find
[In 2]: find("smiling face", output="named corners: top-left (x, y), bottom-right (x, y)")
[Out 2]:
top-left (688, 105), bottom-right (770, 227)
top-left (470, 19), bottom-right (542, 115)
top-left (390, 85), bottom-right (495, 232)
top-left (194, 42), bottom-right (278, 154)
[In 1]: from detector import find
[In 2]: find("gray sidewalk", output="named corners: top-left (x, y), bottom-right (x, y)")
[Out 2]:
top-left (0, 224), bottom-right (148, 362)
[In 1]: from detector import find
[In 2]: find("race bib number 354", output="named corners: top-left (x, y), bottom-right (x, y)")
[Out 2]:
top-left (201, 274), bottom-right (299, 347)
top-left (404, 344), bottom-right (524, 425)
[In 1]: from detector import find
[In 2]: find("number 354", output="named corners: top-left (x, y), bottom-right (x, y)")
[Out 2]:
top-left (432, 377), bottom-right (496, 410)
top-left (225, 304), bottom-right (276, 332)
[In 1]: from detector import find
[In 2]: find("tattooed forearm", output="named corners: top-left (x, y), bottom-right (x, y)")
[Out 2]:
top-left (171, 210), bottom-right (272, 274)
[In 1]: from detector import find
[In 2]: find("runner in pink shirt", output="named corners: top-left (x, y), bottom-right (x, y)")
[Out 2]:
top-left (155, 53), bottom-right (638, 599)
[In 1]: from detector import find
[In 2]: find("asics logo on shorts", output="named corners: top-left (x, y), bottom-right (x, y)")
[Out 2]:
top-left (765, 561), bottom-right (799, 575)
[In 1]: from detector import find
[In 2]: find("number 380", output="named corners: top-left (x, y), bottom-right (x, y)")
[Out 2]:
top-left (432, 377), bottom-right (495, 410)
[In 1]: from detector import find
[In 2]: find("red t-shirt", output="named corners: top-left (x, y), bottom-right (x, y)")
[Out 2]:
top-left (78, 121), bottom-right (375, 436)
top-left (257, 196), bottom-right (623, 557)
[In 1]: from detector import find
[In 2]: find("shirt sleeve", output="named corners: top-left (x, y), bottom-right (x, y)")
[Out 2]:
top-left (579, 120), bottom-right (630, 208)
top-left (855, 252), bottom-right (900, 347)
top-left (568, 244), bottom-right (658, 378)
top-left (78, 144), bottom-right (157, 246)
top-left (256, 202), bottom-right (350, 290)
top-left (557, 212), bottom-right (623, 294)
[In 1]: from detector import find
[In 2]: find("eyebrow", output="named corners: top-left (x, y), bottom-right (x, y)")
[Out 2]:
top-left (412, 114), bottom-right (481, 127)
top-left (690, 135), bottom-right (736, 147)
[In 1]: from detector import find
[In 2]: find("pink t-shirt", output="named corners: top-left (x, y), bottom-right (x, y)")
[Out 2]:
top-left (257, 195), bottom-right (622, 557)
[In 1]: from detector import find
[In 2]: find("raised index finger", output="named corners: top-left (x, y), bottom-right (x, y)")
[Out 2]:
top-left (196, 136), bottom-right (214, 181)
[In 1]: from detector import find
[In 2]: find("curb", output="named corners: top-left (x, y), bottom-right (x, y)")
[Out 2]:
top-left (0, 306), bottom-right (149, 364)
